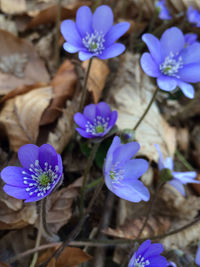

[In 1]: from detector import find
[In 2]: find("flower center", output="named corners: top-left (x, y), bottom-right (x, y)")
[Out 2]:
top-left (109, 162), bottom-right (125, 184)
top-left (159, 52), bottom-right (183, 78)
top-left (134, 255), bottom-right (150, 267)
top-left (22, 160), bottom-right (60, 197)
top-left (82, 31), bottom-right (105, 55)
top-left (85, 116), bottom-right (110, 136)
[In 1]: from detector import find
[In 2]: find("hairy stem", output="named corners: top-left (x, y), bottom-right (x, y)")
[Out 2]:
top-left (54, 0), bottom-right (62, 68)
top-left (133, 86), bottom-right (159, 131)
top-left (80, 142), bottom-right (100, 218)
top-left (78, 58), bottom-right (93, 112)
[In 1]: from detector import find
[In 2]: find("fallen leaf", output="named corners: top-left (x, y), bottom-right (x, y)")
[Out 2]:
top-left (47, 177), bottom-right (82, 233)
top-left (0, 0), bottom-right (27, 15)
top-left (0, 86), bottom-right (52, 152)
top-left (108, 53), bottom-right (176, 162)
top-left (82, 58), bottom-right (110, 104)
top-left (0, 29), bottom-right (49, 95)
top-left (0, 262), bottom-right (11, 267)
top-left (38, 246), bottom-right (92, 267)
top-left (47, 100), bottom-right (76, 154)
top-left (40, 60), bottom-right (78, 125)
top-left (103, 216), bottom-right (171, 240)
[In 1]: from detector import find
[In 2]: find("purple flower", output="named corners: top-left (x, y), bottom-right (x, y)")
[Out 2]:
top-left (187, 6), bottom-right (200, 27)
top-left (140, 27), bottom-right (200, 99)
top-left (104, 136), bottom-right (149, 202)
top-left (196, 242), bottom-right (200, 266)
top-left (1, 144), bottom-right (63, 202)
top-left (60, 5), bottom-right (130, 61)
top-left (167, 261), bottom-right (177, 267)
top-left (155, 0), bottom-right (172, 20)
top-left (74, 102), bottom-right (117, 139)
top-left (155, 144), bottom-right (200, 196)
top-left (184, 33), bottom-right (198, 46)
top-left (128, 240), bottom-right (167, 267)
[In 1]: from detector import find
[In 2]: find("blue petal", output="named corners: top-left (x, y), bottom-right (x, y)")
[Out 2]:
top-left (76, 6), bottom-right (92, 37)
top-left (136, 240), bottom-right (151, 258)
top-left (76, 127), bottom-right (93, 139)
top-left (195, 243), bottom-right (200, 266)
top-left (1, 166), bottom-right (26, 187)
top-left (124, 159), bottom-right (149, 180)
top-left (143, 243), bottom-right (164, 259)
top-left (154, 144), bottom-right (165, 170)
top-left (178, 63), bottom-right (200, 83)
top-left (142, 34), bottom-right (162, 63)
top-left (160, 27), bottom-right (184, 58)
top-left (3, 185), bottom-right (29, 200)
top-left (177, 81), bottom-right (195, 99)
top-left (92, 5), bottom-right (113, 35)
top-left (105, 22), bottom-right (130, 47)
top-left (184, 33), bottom-right (198, 46)
top-left (57, 154), bottom-right (63, 174)
top-left (172, 171), bottom-right (197, 184)
top-left (61, 20), bottom-right (82, 47)
top-left (140, 53), bottom-right (161, 77)
top-left (104, 136), bottom-right (121, 174)
top-left (74, 112), bottom-right (88, 128)
top-left (148, 255), bottom-right (168, 267)
top-left (96, 102), bottom-right (111, 118)
top-left (168, 179), bottom-right (185, 196)
top-left (18, 144), bottom-right (39, 169)
top-left (83, 103), bottom-right (96, 122)
top-left (63, 42), bottom-right (81, 53)
top-left (78, 51), bottom-right (93, 61)
top-left (107, 110), bottom-right (118, 129)
top-left (113, 142), bottom-right (140, 165)
top-left (98, 43), bottom-right (125, 59)
top-left (112, 179), bottom-right (150, 202)
top-left (180, 43), bottom-right (200, 64)
top-left (157, 75), bottom-right (177, 91)
top-left (39, 144), bottom-right (58, 170)
top-left (164, 157), bottom-right (173, 170)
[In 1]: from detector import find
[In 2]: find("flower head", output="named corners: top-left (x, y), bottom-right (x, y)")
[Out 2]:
top-left (1, 144), bottom-right (63, 202)
top-left (155, 144), bottom-right (200, 196)
top-left (195, 241), bottom-right (200, 266)
top-left (128, 240), bottom-right (167, 267)
top-left (155, 0), bottom-right (172, 20)
top-left (184, 33), bottom-right (198, 46)
top-left (74, 102), bottom-right (117, 139)
top-left (104, 136), bottom-right (149, 202)
top-left (187, 6), bottom-right (200, 28)
top-left (60, 5), bottom-right (130, 61)
top-left (141, 27), bottom-right (200, 99)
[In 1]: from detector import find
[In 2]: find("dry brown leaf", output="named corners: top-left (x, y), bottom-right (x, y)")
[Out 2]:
top-left (47, 100), bottom-right (76, 154)
top-left (0, 185), bottom-right (37, 230)
top-left (47, 177), bottom-right (82, 233)
top-left (103, 216), bottom-right (171, 240)
top-left (0, 29), bottom-right (49, 95)
top-left (0, 0), bottom-right (27, 15)
top-left (26, 1), bottom-right (91, 29)
top-left (82, 58), bottom-right (110, 103)
top-left (40, 60), bottom-right (78, 125)
top-left (0, 262), bottom-right (11, 267)
top-left (108, 53), bottom-right (176, 162)
top-left (0, 86), bottom-right (52, 152)
top-left (38, 246), bottom-right (92, 267)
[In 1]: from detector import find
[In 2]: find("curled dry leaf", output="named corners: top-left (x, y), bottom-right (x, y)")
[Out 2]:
top-left (38, 246), bottom-right (92, 267)
top-left (0, 86), bottom-right (52, 152)
top-left (47, 100), bottom-right (77, 154)
top-left (40, 60), bottom-right (78, 125)
top-left (108, 53), bottom-right (176, 162)
top-left (82, 58), bottom-right (110, 104)
top-left (103, 216), bottom-right (171, 240)
top-left (47, 177), bottom-right (82, 233)
top-left (0, 29), bottom-right (49, 95)
top-left (0, 186), bottom-right (37, 230)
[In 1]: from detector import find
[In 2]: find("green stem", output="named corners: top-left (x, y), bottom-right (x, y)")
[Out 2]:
top-left (29, 203), bottom-right (43, 267)
top-left (133, 86), bottom-right (159, 131)
top-left (79, 142), bottom-right (100, 218)
top-left (78, 58), bottom-right (93, 112)
top-left (55, 0), bottom-right (62, 68)
top-left (86, 177), bottom-right (103, 190)
top-left (175, 149), bottom-right (194, 171)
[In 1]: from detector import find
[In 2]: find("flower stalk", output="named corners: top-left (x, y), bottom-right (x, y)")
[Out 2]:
top-left (133, 86), bottom-right (159, 131)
